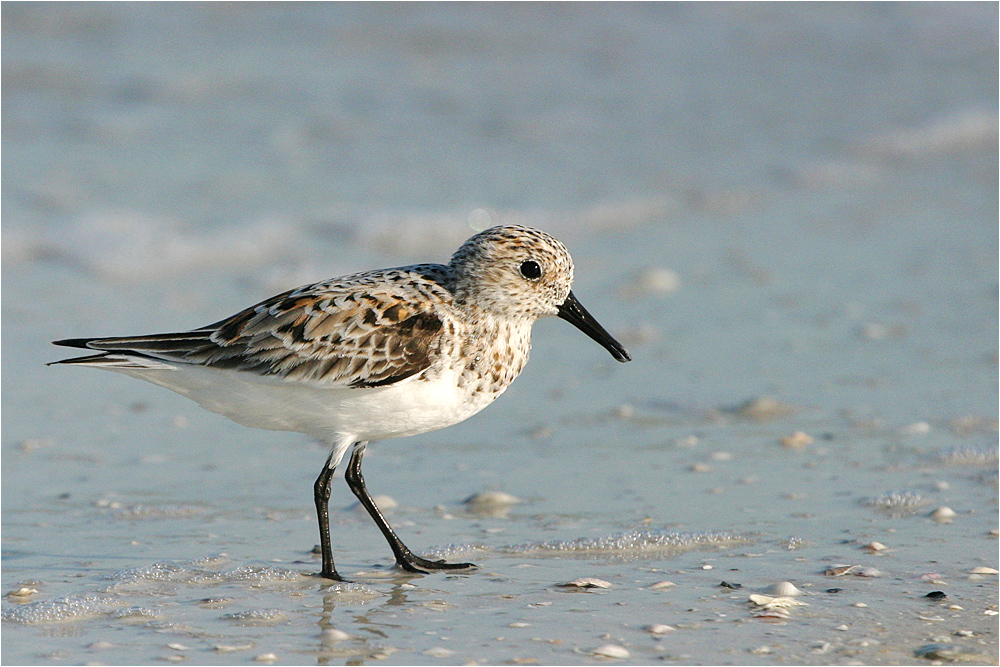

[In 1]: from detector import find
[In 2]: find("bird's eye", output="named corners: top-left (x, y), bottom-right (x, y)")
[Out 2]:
top-left (519, 260), bottom-right (542, 280)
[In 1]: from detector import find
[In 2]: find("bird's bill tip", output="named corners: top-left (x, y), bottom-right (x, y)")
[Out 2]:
top-left (556, 291), bottom-right (631, 362)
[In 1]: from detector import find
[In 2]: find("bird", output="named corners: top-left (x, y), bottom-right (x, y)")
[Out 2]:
top-left (50, 224), bottom-right (631, 581)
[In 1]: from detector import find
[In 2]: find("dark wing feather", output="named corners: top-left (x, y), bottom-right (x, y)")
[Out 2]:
top-left (52, 268), bottom-right (455, 388)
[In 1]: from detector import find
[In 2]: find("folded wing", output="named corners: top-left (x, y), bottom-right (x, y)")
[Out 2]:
top-left (53, 272), bottom-right (452, 388)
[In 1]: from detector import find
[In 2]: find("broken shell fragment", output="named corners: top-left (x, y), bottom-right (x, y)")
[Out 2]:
top-left (6, 587), bottom-right (38, 599)
top-left (748, 594), bottom-right (808, 609)
top-left (824, 564), bottom-right (881, 577)
top-left (559, 577), bottom-right (611, 589)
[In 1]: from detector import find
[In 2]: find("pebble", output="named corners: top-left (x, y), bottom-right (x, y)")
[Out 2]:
top-left (736, 396), bottom-right (796, 421)
top-left (321, 628), bottom-right (351, 642)
top-left (780, 431), bottom-right (813, 449)
top-left (625, 267), bottom-right (681, 297)
top-left (762, 581), bottom-right (802, 597)
top-left (372, 495), bottom-right (398, 510)
top-left (811, 641), bottom-right (832, 654)
top-left (464, 491), bottom-right (521, 511)
top-left (900, 421), bottom-right (932, 435)
top-left (592, 644), bottom-right (630, 659)
top-left (559, 577), bottom-right (611, 589)
top-left (914, 643), bottom-right (978, 661)
top-left (215, 644), bottom-right (254, 653)
top-left (930, 506), bottom-right (957, 523)
top-left (87, 642), bottom-right (115, 650)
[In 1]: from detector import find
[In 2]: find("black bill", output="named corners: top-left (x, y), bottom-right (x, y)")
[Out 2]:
top-left (556, 291), bottom-right (631, 362)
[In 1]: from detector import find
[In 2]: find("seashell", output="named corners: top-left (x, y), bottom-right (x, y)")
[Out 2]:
top-left (968, 567), bottom-right (998, 575)
top-left (6, 587), bottom-right (38, 599)
top-left (646, 624), bottom-right (676, 634)
top-left (854, 566), bottom-right (882, 577)
top-left (762, 581), bottom-right (802, 597)
top-left (929, 506), bottom-right (957, 523)
top-left (863, 541), bottom-right (888, 552)
top-left (648, 580), bottom-right (676, 590)
top-left (592, 644), bottom-right (630, 659)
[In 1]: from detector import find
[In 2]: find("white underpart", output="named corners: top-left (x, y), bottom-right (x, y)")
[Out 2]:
top-left (93, 355), bottom-right (503, 453)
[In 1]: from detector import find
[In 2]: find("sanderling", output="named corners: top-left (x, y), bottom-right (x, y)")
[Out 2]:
top-left (51, 224), bottom-right (630, 580)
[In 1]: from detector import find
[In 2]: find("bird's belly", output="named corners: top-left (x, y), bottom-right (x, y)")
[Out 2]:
top-left (114, 362), bottom-right (502, 443)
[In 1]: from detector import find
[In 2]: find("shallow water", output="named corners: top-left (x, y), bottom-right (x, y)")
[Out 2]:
top-left (3, 4), bottom-right (998, 665)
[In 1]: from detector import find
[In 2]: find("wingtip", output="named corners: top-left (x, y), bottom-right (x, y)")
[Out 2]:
top-left (52, 338), bottom-right (95, 349)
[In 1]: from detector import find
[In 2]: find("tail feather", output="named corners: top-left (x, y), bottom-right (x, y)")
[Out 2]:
top-left (47, 351), bottom-right (178, 370)
top-left (50, 332), bottom-right (212, 368)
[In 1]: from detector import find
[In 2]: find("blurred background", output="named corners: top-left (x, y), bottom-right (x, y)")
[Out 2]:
top-left (2, 4), bottom-right (997, 664)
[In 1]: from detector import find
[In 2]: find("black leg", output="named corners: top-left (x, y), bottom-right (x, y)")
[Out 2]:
top-left (344, 445), bottom-right (475, 573)
top-left (313, 451), bottom-right (342, 581)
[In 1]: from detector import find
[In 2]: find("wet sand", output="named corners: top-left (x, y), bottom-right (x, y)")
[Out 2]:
top-left (3, 4), bottom-right (997, 665)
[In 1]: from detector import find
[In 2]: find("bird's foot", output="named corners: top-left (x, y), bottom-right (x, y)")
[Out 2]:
top-left (397, 555), bottom-right (477, 573)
